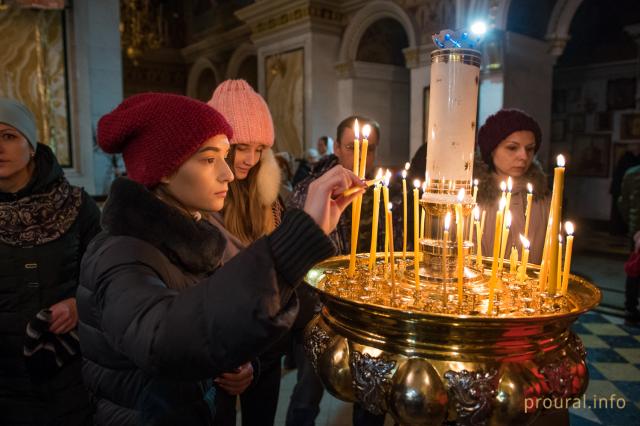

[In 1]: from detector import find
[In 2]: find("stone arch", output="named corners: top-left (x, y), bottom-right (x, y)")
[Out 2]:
top-left (545, 0), bottom-right (584, 56)
top-left (338, 0), bottom-right (416, 65)
top-left (226, 43), bottom-right (257, 79)
top-left (186, 57), bottom-right (221, 101)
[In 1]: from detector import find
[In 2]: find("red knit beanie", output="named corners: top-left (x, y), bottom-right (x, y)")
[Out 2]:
top-left (477, 109), bottom-right (542, 166)
top-left (98, 93), bottom-right (233, 186)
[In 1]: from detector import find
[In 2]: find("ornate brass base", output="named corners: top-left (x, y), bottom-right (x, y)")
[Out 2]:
top-left (303, 255), bottom-right (601, 425)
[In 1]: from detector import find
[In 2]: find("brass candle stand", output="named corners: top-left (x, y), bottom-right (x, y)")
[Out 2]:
top-left (302, 197), bottom-right (601, 426)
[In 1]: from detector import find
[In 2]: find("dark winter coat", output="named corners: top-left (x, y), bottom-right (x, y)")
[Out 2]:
top-left (474, 156), bottom-right (551, 264)
top-left (0, 143), bottom-right (101, 426)
top-left (76, 177), bottom-right (334, 426)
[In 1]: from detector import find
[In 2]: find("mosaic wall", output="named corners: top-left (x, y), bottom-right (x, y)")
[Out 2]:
top-left (0, 8), bottom-right (71, 166)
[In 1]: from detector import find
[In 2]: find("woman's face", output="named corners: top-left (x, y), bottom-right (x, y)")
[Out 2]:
top-left (0, 123), bottom-right (32, 180)
top-left (161, 134), bottom-right (234, 213)
top-left (232, 143), bottom-right (265, 180)
top-left (491, 130), bottom-right (536, 178)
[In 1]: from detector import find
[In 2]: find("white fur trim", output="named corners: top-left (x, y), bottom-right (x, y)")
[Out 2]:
top-left (257, 148), bottom-right (282, 206)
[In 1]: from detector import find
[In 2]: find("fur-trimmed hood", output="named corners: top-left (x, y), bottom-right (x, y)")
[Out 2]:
top-left (101, 178), bottom-right (225, 274)
top-left (256, 148), bottom-right (282, 207)
top-left (474, 154), bottom-right (550, 204)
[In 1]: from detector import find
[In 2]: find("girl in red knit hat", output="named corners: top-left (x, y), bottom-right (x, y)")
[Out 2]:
top-left (77, 92), bottom-right (364, 426)
top-left (207, 79), bottom-right (291, 426)
top-left (474, 108), bottom-right (552, 264)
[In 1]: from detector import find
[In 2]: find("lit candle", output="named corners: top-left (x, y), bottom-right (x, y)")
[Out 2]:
top-left (539, 217), bottom-right (552, 292)
top-left (517, 235), bottom-right (530, 281)
top-left (498, 210), bottom-right (512, 273)
top-left (402, 163), bottom-right (409, 260)
top-left (474, 206), bottom-right (482, 268)
top-left (359, 124), bottom-right (370, 179)
top-left (524, 183), bottom-right (533, 241)
top-left (368, 169), bottom-right (384, 271)
top-left (500, 181), bottom-right (507, 200)
top-left (383, 170), bottom-right (391, 265)
top-left (413, 179), bottom-right (421, 290)
top-left (561, 222), bottom-right (574, 295)
top-left (387, 202), bottom-right (396, 288)
top-left (488, 197), bottom-right (506, 313)
top-left (347, 120), bottom-right (361, 277)
top-left (443, 211), bottom-right (451, 275)
top-left (505, 177), bottom-right (513, 213)
top-left (456, 189), bottom-right (465, 304)
top-left (557, 234), bottom-right (563, 292)
top-left (472, 179), bottom-right (479, 203)
top-left (509, 246), bottom-right (518, 274)
top-left (420, 181), bottom-right (427, 238)
top-left (546, 155), bottom-right (566, 293)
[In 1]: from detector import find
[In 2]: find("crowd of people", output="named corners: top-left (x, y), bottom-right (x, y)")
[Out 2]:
top-left (1, 82), bottom-right (638, 426)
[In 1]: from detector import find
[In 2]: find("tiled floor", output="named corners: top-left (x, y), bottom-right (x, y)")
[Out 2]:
top-left (241, 246), bottom-right (640, 425)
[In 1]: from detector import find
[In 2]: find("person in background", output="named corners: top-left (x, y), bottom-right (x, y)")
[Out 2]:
top-left (292, 148), bottom-right (321, 186)
top-left (287, 115), bottom-right (388, 426)
top-left (316, 136), bottom-right (333, 158)
top-left (618, 163), bottom-right (640, 326)
top-left (77, 93), bottom-right (363, 425)
top-left (611, 147), bottom-right (640, 235)
top-left (474, 109), bottom-right (551, 264)
top-left (206, 79), bottom-right (287, 426)
top-left (0, 98), bottom-right (101, 425)
top-left (275, 151), bottom-right (295, 202)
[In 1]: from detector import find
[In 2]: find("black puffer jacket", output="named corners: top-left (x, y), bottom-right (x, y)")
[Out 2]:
top-left (77, 178), bottom-right (335, 425)
top-left (0, 144), bottom-right (101, 425)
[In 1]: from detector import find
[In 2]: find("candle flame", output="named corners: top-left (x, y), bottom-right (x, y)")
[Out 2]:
top-left (362, 123), bottom-right (371, 139)
top-left (507, 177), bottom-right (513, 192)
top-left (499, 196), bottom-right (506, 211)
top-left (474, 178), bottom-right (479, 187)
top-left (404, 162), bottom-right (410, 170)
top-left (565, 221), bottom-right (574, 235)
top-left (457, 188), bottom-right (465, 201)
top-left (444, 212), bottom-right (451, 231)
top-left (422, 181), bottom-right (427, 191)
top-left (413, 179), bottom-right (421, 189)
top-left (527, 182), bottom-right (533, 194)
top-left (402, 169), bottom-right (407, 179)
top-left (500, 181), bottom-right (507, 191)
top-left (376, 168), bottom-right (384, 179)
top-left (384, 169), bottom-right (391, 186)
top-left (519, 234), bottom-right (530, 249)
top-left (473, 206), bottom-right (480, 220)
top-left (557, 154), bottom-right (566, 167)
top-left (354, 119), bottom-right (360, 139)
top-left (559, 234), bottom-right (563, 243)
top-left (387, 202), bottom-right (393, 211)
top-left (505, 210), bottom-right (512, 228)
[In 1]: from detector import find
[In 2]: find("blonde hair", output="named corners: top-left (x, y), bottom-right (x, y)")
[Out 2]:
top-left (222, 146), bottom-right (275, 244)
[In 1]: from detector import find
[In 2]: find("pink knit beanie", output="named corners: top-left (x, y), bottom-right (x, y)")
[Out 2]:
top-left (208, 79), bottom-right (274, 147)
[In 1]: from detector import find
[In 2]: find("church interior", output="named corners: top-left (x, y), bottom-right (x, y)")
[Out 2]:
top-left (2, 0), bottom-right (640, 425)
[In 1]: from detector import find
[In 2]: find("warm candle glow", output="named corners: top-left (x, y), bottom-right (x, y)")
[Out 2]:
top-left (557, 154), bottom-right (566, 167)
top-left (413, 179), bottom-right (421, 189)
top-left (444, 212), bottom-right (451, 231)
top-left (565, 221), bottom-right (574, 235)
top-left (507, 177), bottom-right (513, 192)
top-left (520, 235), bottom-right (530, 249)
top-left (473, 206), bottom-right (480, 221)
top-left (422, 181), bottom-right (427, 192)
top-left (527, 183), bottom-right (533, 194)
top-left (500, 181), bottom-right (507, 192)
top-left (561, 221), bottom-right (575, 295)
top-left (384, 169), bottom-right (391, 187)
top-left (404, 162), bottom-right (410, 171)
top-left (362, 123), bottom-right (371, 139)
top-left (499, 196), bottom-right (506, 212)
top-left (504, 210), bottom-right (512, 228)
top-left (517, 234), bottom-right (530, 281)
top-left (354, 119), bottom-right (360, 140)
top-left (402, 169), bottom-right (407, 179)
top-left (474, 178), bottom-right (479, 187)
top-left (457, 188), bottom-right (465, 201)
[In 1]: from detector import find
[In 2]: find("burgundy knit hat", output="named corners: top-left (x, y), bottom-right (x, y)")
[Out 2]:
top-left (98, 93), bottom-right (233, 186)
top-left (477, 109), bottom-right (542, 166)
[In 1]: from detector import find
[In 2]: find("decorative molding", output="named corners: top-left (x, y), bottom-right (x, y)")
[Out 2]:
top-left (304, 324), bottom-right (331, 369)
top-left (186, 57), bottom-right (220, 99)
top-left (181, 24), bottom-right (250, 63)
top-left (334, 60), bottom-right (410, 82)
top-left (350, 351), bottom-right (396, 415)
top-left (444, 369), bottom-right (498, 426)
top-left (226, 42), bottom-right (257, 79)
top-left (545, 0), bottom-right (583, 57)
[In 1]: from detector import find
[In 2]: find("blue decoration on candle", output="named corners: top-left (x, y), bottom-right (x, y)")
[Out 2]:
top-left (432, 28), bottom-right (485, 49)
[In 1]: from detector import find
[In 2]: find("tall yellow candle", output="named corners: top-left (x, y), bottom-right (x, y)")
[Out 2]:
top-left (505, 177), bottom-right (513, 213)
top-left (557, 235), bottom-right (563, 293)
top-left (413, 180), bottom-right (421, 290)
top-left (488, 197), bottom-right (506, 314)
top-left (517, 235), bottom-right (530, 281)
top-left (472, 179), bottom-right (479, 202)
top-left (474, 207), bottom-right (482, 268)
top-left (443, 212), bottom-right (451, 275)
top-left (498, 210), bottom-right (512, 273)
top-left (368, 171), bottom-right (383, 271)
top-left (359, 124), bottom-right (370, 179)
top-left (402, 163), bottom-right (409, 260)
top-left (347, 121), bottom-right (361, 277)
top-left (456, 189), bottom-right (465, 304)
top-left (547, 155), bottom-right (566, 293)
top-left (561, 222), bottom-right (574, 295)
top-left (524, 183), bottom-right (533, 241)
top-left (387, 203), bottom-right (395, 288)
top-left (539, 217), bottom-right (553, 292)
top-left (383, 170), bottom-right (390, 265)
